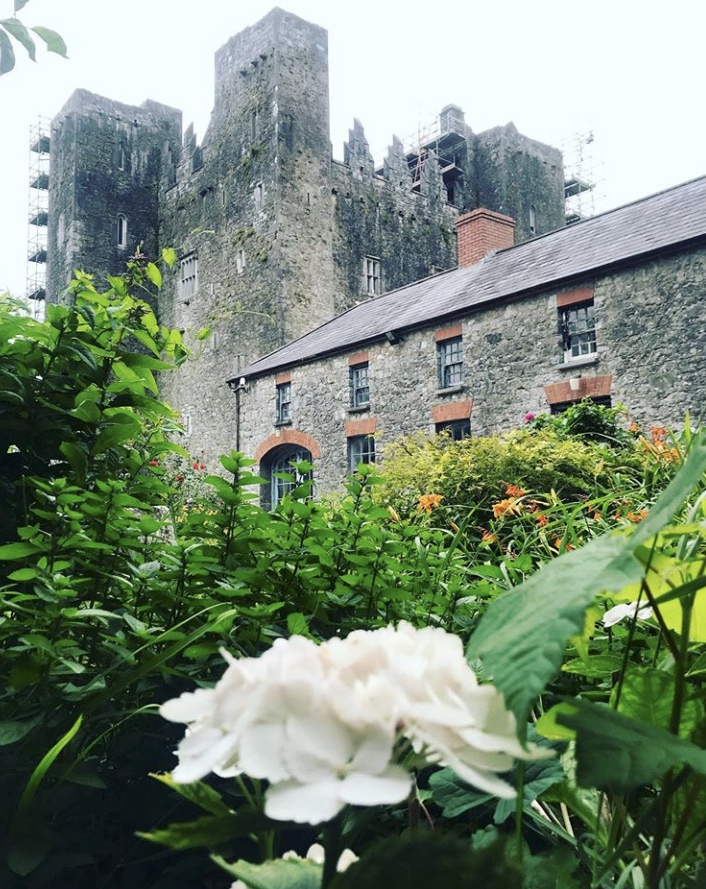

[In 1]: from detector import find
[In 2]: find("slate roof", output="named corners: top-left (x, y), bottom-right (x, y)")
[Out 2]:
top-left (237, 174), bottom-right (706, 381)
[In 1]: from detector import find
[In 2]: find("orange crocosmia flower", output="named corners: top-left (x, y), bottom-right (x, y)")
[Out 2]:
top-left (417, 493), bottom-right (444, 513)
top-left (628, 419), bottom-right (640, 434)
top-left (626, 509), bottom-right (649, 523)
top-left (536, 513), bottom-right (548, 527)
top-left (650, 426), bottom-right (667, 442)
top-left (505, 484), bottom-right (525, 497)
top-left (593, 512), bottom-right (601, 521)
top-left (492, 497), bottom-right (523, 519)
top-left (481, 530), bottom-right (497, 544)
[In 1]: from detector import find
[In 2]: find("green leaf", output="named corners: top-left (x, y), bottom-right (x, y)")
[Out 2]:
top-left (14, 1), bottom-right (31, 12)
top-left (287, 612), bottom-right (309, 636)
top-left (556, 699), bottom-right (706, 793)
top-left (162, 246), bottom-right (177, 267)
top-left (213, 857), bottom-right (323, 889)
top-left (31, 25), bottom-right (67, 57)
top-left (687, 651), bottom-right (706, 677)
top-left (0, 720), bottom-right (37, 746)
top-left (614, 666), bottom-right (702, 740)
top-left (15, 715), bottom-right (83, 821)
top-left (139, 810), bottom-right (283, 851)
top-left (7, 831), bottom-right (51, 876)
top-left (0, 29), bottom-right (16, 75)
top-left (468, 435), bottom-right (706, 727)
top-left (561, 654), bottom-right (623, 677)
top-left (535, 703), bottom-right (579, 742)
top-left (0, 541), bottom-right (42, 559)
top-left (429, 768), bottom-right (494, 817)
top-left (145, 262), bottom-right (162, 288)
top-left (2, 17), bottom-right (35, 60)
top-left (92, 421), bottom-right (139, 454)
top-left (8, 567), bottom-right (39, 581)
top-left (149, 773), bottom-right (232, 816)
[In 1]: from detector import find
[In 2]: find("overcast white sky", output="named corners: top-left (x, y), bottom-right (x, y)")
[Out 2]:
top-left (2, 0), bottom-right (705, 296)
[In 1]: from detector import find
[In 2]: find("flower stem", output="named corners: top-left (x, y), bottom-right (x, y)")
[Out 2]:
top-left (321, 810), bottom-right (346, 889)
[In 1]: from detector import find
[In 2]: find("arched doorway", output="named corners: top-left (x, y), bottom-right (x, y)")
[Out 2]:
top-left (260, 444), bottom-right (313, 510)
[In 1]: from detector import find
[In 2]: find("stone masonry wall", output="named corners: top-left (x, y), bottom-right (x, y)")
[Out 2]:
top-left (239, 245), bottom-right (706, 500)
top-left (47, 90), bottom-right (181, 301)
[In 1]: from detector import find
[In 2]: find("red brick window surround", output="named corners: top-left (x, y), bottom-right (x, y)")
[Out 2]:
top-left (345, 417), bottom-right (377, 437)
top-left (431, 400), bottom-right (473, 423)
top-left (556, 286), bottom-right (594, 308)
top-left (434, 323), bottom-right (463, 342)
top-left (544, 375), bottom-right (612, 406)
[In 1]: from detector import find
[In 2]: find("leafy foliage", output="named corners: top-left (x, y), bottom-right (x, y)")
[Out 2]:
top-left (2, 259), bottom-right (706, 889)
top-left (0, 0), bottom-right (67, 75)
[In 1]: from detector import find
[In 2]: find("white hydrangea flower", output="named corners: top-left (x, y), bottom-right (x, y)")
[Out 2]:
top-left (603, 601), bottom-right (653, 627)
top-left (161, 621), bottom-right (545, 823)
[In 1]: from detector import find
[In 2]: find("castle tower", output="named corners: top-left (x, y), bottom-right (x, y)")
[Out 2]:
top-left (46, 91), bottom-right (182, 301)
top-left (156, 8), bottom-right (336, 456)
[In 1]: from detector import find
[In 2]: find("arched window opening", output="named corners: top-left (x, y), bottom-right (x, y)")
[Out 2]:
top-left (260, 444), bottom-right (313, 510)
top-left (116, 214), bottom-right (128, 249)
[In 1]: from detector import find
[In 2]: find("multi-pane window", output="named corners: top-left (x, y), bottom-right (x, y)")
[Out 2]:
top-left (348, 435), bottom-right (376, 473)
top-left (276, 381), bottom-right (292, 423)
top-left (349, 363), bottom-right (369, 408)
top-left (365, 257), bottom-right (381, 296)
top-left (437, 337), bottom-right (464, 388)
top-left (255, 182), bottom-right (264, 210)
top-left (179, 255), bottom-right (198, 300)
top-left (560, 301), bottom-right (596, 361)
top-left (236, 248), bottom-right (246, 274)
top-left (435, 419), bottom-right (470, 441)
top-left (267, 447), bottom-right (312, 509)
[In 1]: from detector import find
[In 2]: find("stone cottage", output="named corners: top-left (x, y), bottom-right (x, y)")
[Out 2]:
top-left (233, 176), bottom-right (706, 506)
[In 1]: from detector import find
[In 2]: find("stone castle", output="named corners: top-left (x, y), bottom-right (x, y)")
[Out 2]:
top-left (43, 7), bottom-right (566, 460)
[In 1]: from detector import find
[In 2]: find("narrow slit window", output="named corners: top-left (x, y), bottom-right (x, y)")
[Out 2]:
top-left (116, 214), bottom-right (128, 250)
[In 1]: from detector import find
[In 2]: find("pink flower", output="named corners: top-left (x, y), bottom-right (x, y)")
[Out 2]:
top-left (524, 412), bottom-right (536, 423)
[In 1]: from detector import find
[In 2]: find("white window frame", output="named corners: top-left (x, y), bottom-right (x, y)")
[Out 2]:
top-left (348, 435), bottom-right (376, 473)
top-left (276, 381), bottom-right (292, 423)
top-left (349, 363), bottom-right (369, 408)
top-left (561, 301), bottom-right (596, 362)
top-left (364, 256), bottom-right (381, 296)
top-left (437, 337), bottom-right (464, 388)
top-left (236, 248), bottom-right (246, 274)
top-left (179, 255), bottom-right (199, 300)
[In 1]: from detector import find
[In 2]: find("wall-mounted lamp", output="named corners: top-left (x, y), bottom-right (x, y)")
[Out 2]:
top-left (384, 330), bottom-right (399, 345)
top-left (569, 377), bottom-right (581, 392)
top-left (227, 376), bottom-right (248, 394)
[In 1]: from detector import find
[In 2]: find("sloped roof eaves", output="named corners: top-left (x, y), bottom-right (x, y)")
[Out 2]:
top-left (238, 175), bottom-right (706, 380)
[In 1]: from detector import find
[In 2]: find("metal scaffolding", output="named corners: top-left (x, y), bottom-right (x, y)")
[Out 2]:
top-left (27, 117), bottom-right (51, 317)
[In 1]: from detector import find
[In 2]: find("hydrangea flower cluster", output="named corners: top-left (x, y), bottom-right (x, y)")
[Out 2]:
top-left (160, 622), bottom-right (544, 825)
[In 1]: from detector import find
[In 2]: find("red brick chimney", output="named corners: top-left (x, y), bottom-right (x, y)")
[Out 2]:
top-left (455, 208), bottom-right (516, 267)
